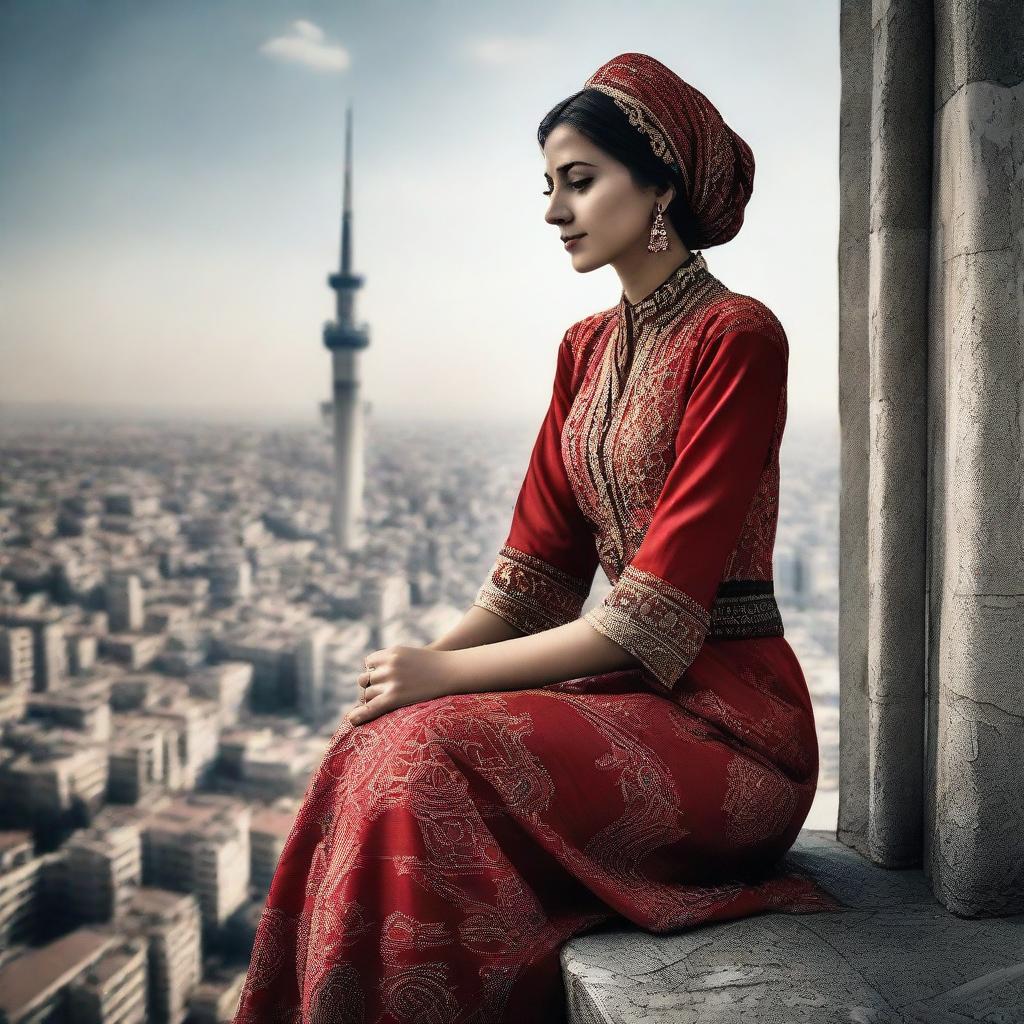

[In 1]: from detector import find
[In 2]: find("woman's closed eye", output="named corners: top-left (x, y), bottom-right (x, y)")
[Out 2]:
top-left (542, 178), bottom-right (592, 196)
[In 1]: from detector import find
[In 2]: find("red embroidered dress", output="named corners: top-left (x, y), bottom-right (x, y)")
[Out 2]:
top-left (232, 252), bottom-right (841, 1024)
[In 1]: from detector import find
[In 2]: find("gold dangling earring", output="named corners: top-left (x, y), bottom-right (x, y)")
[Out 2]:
top-left (647, 202), bottom-right (669, 253)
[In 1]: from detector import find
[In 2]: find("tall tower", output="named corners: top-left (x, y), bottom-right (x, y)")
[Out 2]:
top-left (323, 102), bottom-right (370, 551)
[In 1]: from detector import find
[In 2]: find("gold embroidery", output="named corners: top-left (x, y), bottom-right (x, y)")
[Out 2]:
top-left (708, 579), bottom-right (785, 638)
top-left (233, 678), bottom-right (832, 1021)
top-left (562, 254), bottom-right (723, 586)
top-left (677, 683), bottom-right (815, 782)
top-left (583, 564), bottom-right (711, 690)
top-left (473, 544), bottom-right (591, 634)
top-left (560, 257), bottom-right (790, 656)
top-left (722, 753), bottom-right (799, 848)
top-left (584, 82), bottom-right (683, 184)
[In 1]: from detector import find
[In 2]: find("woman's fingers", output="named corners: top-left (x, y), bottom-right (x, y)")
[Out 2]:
top-left (347, 691), bottom-right (391, 726)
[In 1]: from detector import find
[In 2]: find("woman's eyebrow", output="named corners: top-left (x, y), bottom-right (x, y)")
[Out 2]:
top-left (543, 160), bottom-right (597, 182)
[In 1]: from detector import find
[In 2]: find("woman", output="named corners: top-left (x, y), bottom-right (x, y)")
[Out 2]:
top-left (233, 52), bottom-right (844, 1024)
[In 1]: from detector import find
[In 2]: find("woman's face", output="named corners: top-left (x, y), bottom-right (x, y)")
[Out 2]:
top-left (542, 123), bottom-right (674, 273)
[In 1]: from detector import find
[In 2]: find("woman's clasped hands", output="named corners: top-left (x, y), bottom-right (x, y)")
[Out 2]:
top-left (346, 645), bottom-right (463, 727)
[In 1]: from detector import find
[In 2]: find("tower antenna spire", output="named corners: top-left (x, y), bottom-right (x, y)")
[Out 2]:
top-left (322, 98), bottom-right (370, 552)
top-left (341, 100), bottom-right (353, 275)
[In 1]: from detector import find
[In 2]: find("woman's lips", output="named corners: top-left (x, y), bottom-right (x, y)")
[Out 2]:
top-left (564, 235), bottom-right (585, 251)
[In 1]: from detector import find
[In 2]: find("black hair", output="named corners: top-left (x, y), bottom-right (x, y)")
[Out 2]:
top-left (537, 88), bottom-right (702, 250)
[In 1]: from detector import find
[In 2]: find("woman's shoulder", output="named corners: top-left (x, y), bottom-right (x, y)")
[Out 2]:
top-left (693, 288), bottom-right (789, 360)
top-left (562, 308), bottom-right (618, 360)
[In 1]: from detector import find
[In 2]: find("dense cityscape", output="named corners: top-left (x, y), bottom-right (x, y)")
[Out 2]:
top-left (0, 410), bottom-right (840, 1023)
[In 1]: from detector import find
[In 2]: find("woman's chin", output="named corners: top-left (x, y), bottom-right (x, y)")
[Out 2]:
top-left (568, 250), bottom-right (602, 273)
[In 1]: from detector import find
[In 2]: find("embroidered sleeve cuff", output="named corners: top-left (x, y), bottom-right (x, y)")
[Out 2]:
top-left (473, 544), bottom-right (592, 634)
top-left (582, 564), bottom-right (711, 690)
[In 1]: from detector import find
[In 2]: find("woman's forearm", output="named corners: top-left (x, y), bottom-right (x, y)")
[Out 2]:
top-left (426, 604), bottom-right (525, 652)
top-left (445, 617), bottom-right (643, 694)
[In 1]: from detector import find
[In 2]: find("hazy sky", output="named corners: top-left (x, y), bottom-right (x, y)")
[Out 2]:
top-left (1, 0), bottom-right (840, 427)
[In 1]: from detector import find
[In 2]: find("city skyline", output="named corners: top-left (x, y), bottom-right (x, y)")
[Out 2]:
top-left (0, 407), bottom-right (840, 1016)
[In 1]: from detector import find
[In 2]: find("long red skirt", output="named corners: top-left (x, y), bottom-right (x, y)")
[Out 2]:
top-left (232, 636), bottom-right (844, 1024)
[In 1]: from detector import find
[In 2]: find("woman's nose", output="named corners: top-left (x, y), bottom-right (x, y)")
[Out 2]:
top-left (544, 203), bottom-right (567, 226)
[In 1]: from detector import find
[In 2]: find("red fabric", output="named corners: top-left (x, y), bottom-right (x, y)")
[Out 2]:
top-left (629, 326), bottom-right (786, 612)
top-left (504, 331), bottom-right (602, 586)
top-left (584, 52), bottom-right (755, 248)
top-left (232, 256), bottom-right (846, 1023)
top-left (232, 671), bottom-right (838, 1024)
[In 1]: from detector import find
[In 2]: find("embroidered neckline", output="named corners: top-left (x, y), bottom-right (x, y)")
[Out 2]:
top-left (618, 251), bottom-right (709, 331)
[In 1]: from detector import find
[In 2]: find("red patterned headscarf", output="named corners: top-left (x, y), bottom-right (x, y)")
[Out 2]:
top-left (584, 52), bottom-right (755, 248)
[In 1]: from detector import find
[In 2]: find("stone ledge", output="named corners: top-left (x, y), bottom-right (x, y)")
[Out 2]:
top-left (560, 828), bottom-right (1024, 1023)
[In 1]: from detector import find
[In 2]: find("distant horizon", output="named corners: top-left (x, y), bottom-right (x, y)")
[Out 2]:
top-left (0, 398), bottom-right (843, 438)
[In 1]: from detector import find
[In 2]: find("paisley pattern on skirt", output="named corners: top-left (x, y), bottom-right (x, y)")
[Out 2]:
top-left (233, 661), bottom-right (840, 1024)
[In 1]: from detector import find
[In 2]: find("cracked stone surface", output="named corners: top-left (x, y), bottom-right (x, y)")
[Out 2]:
top-left (560, 829), bottom-right (1024, 1023)
top-left (838, 0), bottom-right (1024, 918)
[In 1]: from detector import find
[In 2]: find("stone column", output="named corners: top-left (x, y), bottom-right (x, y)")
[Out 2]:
top-left (926, 0), bottom-right (1024, 916)
top-left (838, 0), bottom-right (1024, 915)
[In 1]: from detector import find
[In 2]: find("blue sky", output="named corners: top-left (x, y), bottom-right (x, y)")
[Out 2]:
top-left (0, 0), bottom-right (840, 425)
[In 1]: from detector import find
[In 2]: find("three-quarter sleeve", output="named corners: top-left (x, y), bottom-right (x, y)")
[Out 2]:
top-left (474, 329), bottom-right (600, 634)
top-left (583, 327), bottom-right (787, 690)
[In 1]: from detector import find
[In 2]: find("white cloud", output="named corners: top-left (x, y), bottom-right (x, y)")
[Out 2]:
top-left (260, 20), bottom-right (350, 73)
top-left (461, 35), bottom-right (553, 67)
